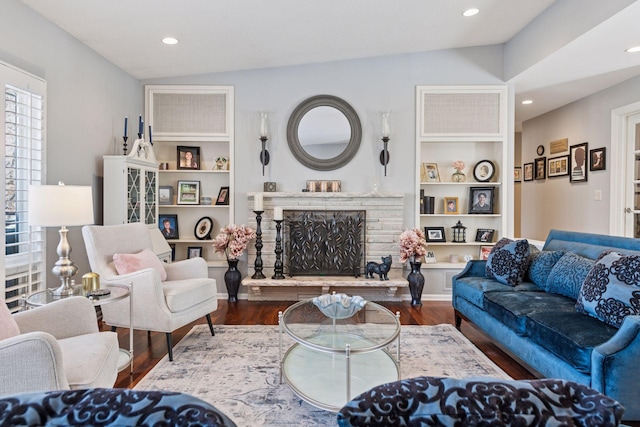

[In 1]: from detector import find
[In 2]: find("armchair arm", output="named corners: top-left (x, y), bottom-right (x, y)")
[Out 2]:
top-left (164, 257), bottom-right (209, 281)
top-left (14, 297), bottom-right (99, 339)
top-left (0, 331), bottom-right (69, 396)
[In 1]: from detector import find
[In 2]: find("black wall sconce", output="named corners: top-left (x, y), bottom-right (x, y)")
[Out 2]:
top-left (259, 112), bottom-right (270, 176)
top-left (379, 111), bottom-right (391, 176)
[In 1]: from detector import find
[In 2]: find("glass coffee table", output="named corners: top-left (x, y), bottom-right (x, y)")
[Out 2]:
top-left (278, 294), bottom-right (401, 411)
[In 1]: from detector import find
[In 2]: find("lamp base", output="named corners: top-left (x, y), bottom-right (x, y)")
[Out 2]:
top-left (49, 284), bottom-right (76, 297)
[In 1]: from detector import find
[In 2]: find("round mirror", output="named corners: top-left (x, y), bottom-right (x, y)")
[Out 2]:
top-left (287, 95), bottom-right (362, 171)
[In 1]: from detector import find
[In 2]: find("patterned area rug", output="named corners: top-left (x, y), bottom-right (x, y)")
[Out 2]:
top-left (134, 324), bottom-right (510, 427)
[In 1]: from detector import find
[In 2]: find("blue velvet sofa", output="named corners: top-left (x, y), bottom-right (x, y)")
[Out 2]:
top-left (452, 229), bottom-right (640, 421)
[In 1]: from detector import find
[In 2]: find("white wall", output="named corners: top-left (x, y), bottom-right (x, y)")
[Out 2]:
top-left (521, 73), bottom-right (640, 240)
top-left (0, 0), bottom-right (139, 283)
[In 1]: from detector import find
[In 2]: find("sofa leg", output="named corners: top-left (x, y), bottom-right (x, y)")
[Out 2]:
top-left (455, 313), bottom-right (462, 329)
top-left (206, 314), bottom-right (215, 336)
top-left (166, 333), bottom-right (174, 362)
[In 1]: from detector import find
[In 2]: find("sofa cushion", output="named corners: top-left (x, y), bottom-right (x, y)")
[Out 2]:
top-left (0, 299), bottom-right (20, 340)
top-left (58, 331), bottom-right (119, 389)
top-left (453, 277), bottom-right (541, 309)
top-left (485, 238), bottom-right (531, 286)
top-left (545, 252), bottom-right (594, 300)
top-left (484, 291), bottom-right (576, 335)
top-left (576, 251), bottom-right (640, 328)
top-left (527, 250), bottom-right (565, 289)
top-left (337, 376), bottom-right (624, 427)
top-left (113, 248), bottom-right (167, 282)
top-left (162, 278), bottom-right (217, 312)
top-left (525, 311), bottom-right (618, 374)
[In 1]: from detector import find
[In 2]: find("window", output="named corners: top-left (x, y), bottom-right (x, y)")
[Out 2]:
top-left (2, 62), bottom-right (46, 312)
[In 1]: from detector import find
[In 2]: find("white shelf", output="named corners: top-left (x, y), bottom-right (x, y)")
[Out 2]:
top-left (420, 214), bottom-right (501, 217)
top-left (159, 204), bottom-right (228, 208)
top-left (420, 181), bottom-right (501, 186)
top-left (159, 170), bottom-right (229, 174)
top-left (422, 262), bottom-right (469, 269)
top-left (425, 242), bottom-right (496, 246)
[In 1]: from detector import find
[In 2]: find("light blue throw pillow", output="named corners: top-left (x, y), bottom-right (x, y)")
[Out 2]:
top-left (545, 252), bottom-right (594, 300)
top-left (527, 250), bottom-right (565, 289)
top-left (485, 238), bottom-right (531, 286)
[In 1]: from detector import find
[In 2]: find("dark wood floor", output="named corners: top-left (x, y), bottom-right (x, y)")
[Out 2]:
top-left (108, 299), bottom-right (535, 389)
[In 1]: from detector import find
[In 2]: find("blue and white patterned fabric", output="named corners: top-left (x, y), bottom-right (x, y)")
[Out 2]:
top-left (527, 250), bottom-right (565, 289)
top-left (576, 251), bottom-right (640, 328)
top-left (485, 238), bottom-right (531, 286)
top-left (337, 376), bottom-right (624, 427)
top-left (545, 252), bottom-right (594, 300)
top-left (0, 388), bottom-right (237, 427)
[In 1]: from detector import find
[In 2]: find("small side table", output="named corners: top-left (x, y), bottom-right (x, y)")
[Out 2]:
top-left (26, 283), bottom-right (134, 373)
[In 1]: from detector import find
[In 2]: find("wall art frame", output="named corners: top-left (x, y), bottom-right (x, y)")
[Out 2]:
top-left (424, 226), bottom-right (446, 242)
top-left (534, 157), bottom-right (546, 180)
top-left (524, 163), bottom-right (533, 181)
top-left (590, 147), bottom-right (606, 171)
top-left (177, 180), bottom-right (200, 205)
top-left (159, 214), bottom-right (179, 240)
top-left (158, 185), bottom-right (174, 205)
top-left (570, 142), bottom-right (588, 183)
top-left (547, 155), bottom-right (569, 178)
top-left (468, 187), bottom-right (494, 214)
top-left (177, 146), bottom-right (201, 170)
top-left (444, 196), bottom-right (459, 214)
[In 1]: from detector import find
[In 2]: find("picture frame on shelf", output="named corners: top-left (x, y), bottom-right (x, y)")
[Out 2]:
top-left (213, 156), bottom-right (229, 171)
top-left (158, 185), bottom-right (174, 205)
top-left (570, 142), bottom-right (588, 183)
top-left (159, 214), bottom-right (179, 239)
top-left (425, 251), bottom-right (437, 263)
top-left (216, 186), bottom-right (230, 205)
top-left (424, 226), bottom-right (446, 242)
top-left (534, 157), bottom-right (546, 180)
top-left (177, 146), bottom-right (201, 170)
top-left (475, 228), bottom-right (495, 243)
top-left (480, 245), bottom-right (493, 260)
top-left (187, 246), bottom-right (203, 259)
top-left (548, 155), bottom-right (569, 177)
top-left (421, 163), bottom-right (440, 182)
top-left (444, 196), bottom-right (459, 214)
top-left (524, 163), bottom-right (534, 181)
top-left (514, 167), bottom-right (522, 182)
top-left (590, 147), bottom-right (606, 171)
top-left (177, 180), bottom-right (200, 205)
top-left (194, 216), bottom-right (214, 240)
top-left (468, 187), bottom-right (494, 214)
top-left (473, 160), bottom-right (495, 182)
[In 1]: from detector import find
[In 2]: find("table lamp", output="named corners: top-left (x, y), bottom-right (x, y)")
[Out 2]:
top-left (28, 182), bottom-right (94, 296)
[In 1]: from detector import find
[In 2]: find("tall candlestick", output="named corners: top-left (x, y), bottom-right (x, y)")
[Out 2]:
top-left (274, 206), bottom-right (283, 221)
top-left (272, 219), bottom-right (285, 280)
top-left (148, 124), bottom-right (153, 145)
top-left (138, 115), bottom-right (143, 136)
top-left (124, 116), bottom-right (128, 138)
top-left (254, 193), bottom-right (263, 211)
top-left (252, 210), bottom-right (266, 279)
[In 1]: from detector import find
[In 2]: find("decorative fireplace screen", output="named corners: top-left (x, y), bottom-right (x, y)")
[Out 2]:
top-left (284, 210), bottom-right (366, 277)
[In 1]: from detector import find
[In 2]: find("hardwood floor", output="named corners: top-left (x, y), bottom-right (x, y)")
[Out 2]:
top-left (109, 299), bottom-right (535, 389)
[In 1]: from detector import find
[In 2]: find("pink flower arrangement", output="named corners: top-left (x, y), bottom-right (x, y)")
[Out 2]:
top-left (213, 224), bottom-right (256, 260)
top-left (452, 160), bottom-right (465, 172)
top-left (398, 228), bottom-right (428, 263)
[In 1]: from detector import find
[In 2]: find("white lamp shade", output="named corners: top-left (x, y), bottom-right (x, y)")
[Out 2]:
top-left (28, 184), bottom-right (94, 227)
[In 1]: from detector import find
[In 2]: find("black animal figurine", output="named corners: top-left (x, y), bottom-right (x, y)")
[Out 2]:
top-left (365, 255), bottom-right (392, 280)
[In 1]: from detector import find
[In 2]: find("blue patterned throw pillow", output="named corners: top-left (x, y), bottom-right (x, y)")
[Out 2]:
top-left (545, 252), bottom-right (594, 300)
top-left (527, 250), bottom-right (565, 289)
top-left (576, 251), bottom-right (640, 328)
top-left (485, 238), bottom-right (530, 286)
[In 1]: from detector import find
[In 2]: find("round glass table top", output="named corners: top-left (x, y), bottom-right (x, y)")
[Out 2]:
top-left (26, 284), bottom-right (129, 307)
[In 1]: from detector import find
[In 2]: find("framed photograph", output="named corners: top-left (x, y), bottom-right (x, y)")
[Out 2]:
top-left (177, 180), bottom-right (200, 205)
top-left (158, 185), bottom-right (174, 205)
top-left (468, 187), bottom-right (494, 214)
top-left (177, 146), bottom-right (200, 170)
top-left (194, 216), bottom-right (214, 240)
top-left (425, 250), bottom-right (437, 263)
top-left (473, 160), bottom-right (495, 182)
top-left (514, 167), bottom-right (522, 182)
top-left (424, 226), bottom-right (446, 243)
top-left (475, 228), bottom-right (495, 243)
top-left (187, 246), bottom-right (203, 259)
top-left (523, 163), bottom-right (534, 181)
top-left (421, 162), bottom-right (440, 182)
top-left (216, 186), bottom-right (230, 205)
top-left (570, 142), bottom-right (588, 182)
top-left (480, 246), bottom-right (493, 261)
top-left (213, 156), bottom-right (229, 171)
top-left (159, 214), bottom-right (179, 239)
top-left (548, 155), bottom-right (569, 177)
top-left (534, 157), bottom-right (546, 180)
top-left (444, 196), bottom-right (459, 214)
top-left (590, 147), bottom-right (606, 171)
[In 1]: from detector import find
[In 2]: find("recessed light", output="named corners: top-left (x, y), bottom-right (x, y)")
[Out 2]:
top-left (462, 8), bottom-right (479, 17)
top-left (522, 100), bottom-right (533, 105)
top-left (162, 37), bottom-right (179, 45)
top-left (625, 46), bottom-right (640, 53)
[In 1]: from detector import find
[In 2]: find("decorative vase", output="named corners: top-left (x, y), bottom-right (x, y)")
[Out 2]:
top-left (224, 259), bottom-right (242, 302)
top-left (407, 261), bottom-right (424, 306)
top-left (452, 169), bottom-right (466, 182)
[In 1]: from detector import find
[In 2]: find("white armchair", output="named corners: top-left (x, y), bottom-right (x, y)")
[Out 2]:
top-left (0, 297), bottom-right (119, 396)
top-left (82, 223), bottom-right (218, 361)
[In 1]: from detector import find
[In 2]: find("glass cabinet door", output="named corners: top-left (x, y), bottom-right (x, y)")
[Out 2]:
top-left (127, 167), bottom-right (141, 223)
top-left (145, 169), bottom-right (157, 225)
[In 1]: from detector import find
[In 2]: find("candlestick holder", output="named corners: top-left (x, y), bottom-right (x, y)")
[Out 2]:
top-left (122, 136), bottom-right (128, 155)
top-left (260, 136), bottom-right (270, 176)
top-left (252, 210), bottom-right (266, 279)
top-left (138, 132), bottom-right (143, 140)
top-left (272, 219), bottom-right (285, 280)
top-left (380, 136), bottom-right (390, 176)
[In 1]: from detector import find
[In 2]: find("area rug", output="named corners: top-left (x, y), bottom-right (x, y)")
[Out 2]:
top-left (134, 324), bottom-right (510, 426)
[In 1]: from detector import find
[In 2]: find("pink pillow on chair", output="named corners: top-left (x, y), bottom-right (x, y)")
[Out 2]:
top-left (0, 299), bottom-right (20, 340)
top-left (113, 249), bottom-right (167, 281)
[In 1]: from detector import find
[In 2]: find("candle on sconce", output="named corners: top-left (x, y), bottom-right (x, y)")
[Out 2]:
top-left (260, 112), bottom-right (268, 138)
top-left (124, 116), bottom-right (128, 138)
top-left (381, 111), bottom-right (391, 138)
top-left (254, 193), bottom-right (263, 211)
top-left (273, 206), bottom-right (283, 221)
top-left (138, 115), bottom-right (143, 135)
top-left (148, 124), bottom-right (153, 144)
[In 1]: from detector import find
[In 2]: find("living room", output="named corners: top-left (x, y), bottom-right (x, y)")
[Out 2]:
top-left (3, 0), bottom-right (640, 425)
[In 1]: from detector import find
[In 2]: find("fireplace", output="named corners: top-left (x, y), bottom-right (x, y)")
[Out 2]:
top-left (284, 209), bottom-right (365, 277)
